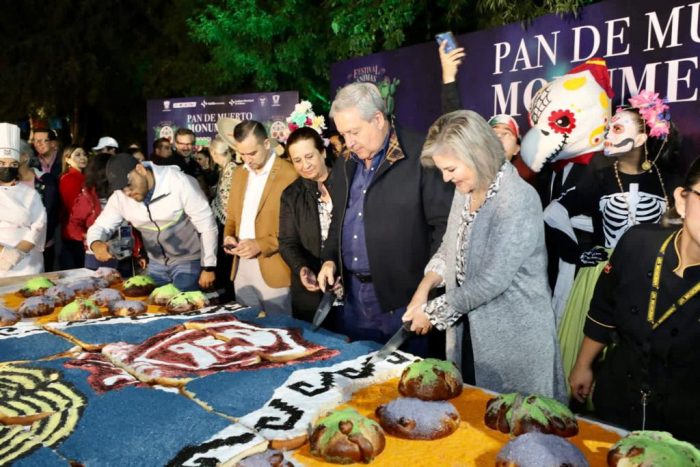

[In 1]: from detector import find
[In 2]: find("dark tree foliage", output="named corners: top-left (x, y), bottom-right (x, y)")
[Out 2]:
top-left (0, 0), bottom-right (596, 142)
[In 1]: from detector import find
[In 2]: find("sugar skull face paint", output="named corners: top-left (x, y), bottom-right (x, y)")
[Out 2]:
top-left (604, 110), bottom-right (645, 157)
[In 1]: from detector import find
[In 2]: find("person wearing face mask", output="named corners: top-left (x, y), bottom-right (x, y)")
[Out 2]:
top-left (58, 146), bottom-right (89, 269)
top-left (279, 125), bottom-right (334, 322)
top-left (0, 123), bottom-right (47, 277)
top-left (544, 91), bottom-right (680, 394)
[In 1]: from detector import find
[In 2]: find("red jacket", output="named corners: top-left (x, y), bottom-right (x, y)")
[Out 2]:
top-left (67, 186), bottom-right (144, 258)
top-left (60, 167), bottom-right (85, 239)
top-left (66, 186), bottom-right (100, 243)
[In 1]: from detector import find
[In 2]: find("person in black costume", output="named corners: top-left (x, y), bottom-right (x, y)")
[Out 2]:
top-left (569, 157), bottom-right (700, 444)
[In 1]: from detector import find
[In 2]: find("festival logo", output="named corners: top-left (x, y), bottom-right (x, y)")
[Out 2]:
top-left (345, 64), bottom-right (401, 116)
top-left (163, 100), bottom-right (171, 111)
top-left (272, 94), bottom-right (280, 106)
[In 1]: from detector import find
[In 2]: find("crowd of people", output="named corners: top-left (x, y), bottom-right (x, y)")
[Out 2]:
top-left (0, 43), bottom-right (698, 445)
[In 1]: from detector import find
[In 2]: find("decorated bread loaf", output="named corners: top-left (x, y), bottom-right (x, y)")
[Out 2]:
top-left (485, 393), bottom-right (578, 437)
top-left (496, 432), bottom-right (589, 467)
top-left (398, 358), bottom-right (463, 400)
top-left (58, 298), bottom-right (102, 322)
top-left (123, 275), bottom-right (156, 297)
top-left (44, 285), bottom-right (77, 306)
top-left (0, 305), bottom-right (19, 326)
top-left (607, 431), bottom-right (700, 466)
top-left (109, 300), bottom-right (147, 317)
top-left (18, 277), bottom-right (55, 297)
top-left (94, 267), bottom-right (122, 285)
top-left (376, 397), bottom-right (460, 440)
top-left (166, 291), bottom-right (209, 313)
top-left (17, 296), bottom-right (55, 318)
top-left (149, 284), bottom-right (181, 306)
top-left (89, 288), bottom-right (125, 307)
top-left (309, 408), bottom-right (386, 464)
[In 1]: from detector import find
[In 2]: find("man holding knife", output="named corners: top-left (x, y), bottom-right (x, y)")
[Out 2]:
top-left (317, 83), bottom-right (453, 356)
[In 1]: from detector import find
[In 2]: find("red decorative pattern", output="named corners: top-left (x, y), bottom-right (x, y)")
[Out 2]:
top-left (65, 316), bottom-right (339, 392)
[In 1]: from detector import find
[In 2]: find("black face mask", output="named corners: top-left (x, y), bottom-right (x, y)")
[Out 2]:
top-left (0, 167), bottom-right (19, 183)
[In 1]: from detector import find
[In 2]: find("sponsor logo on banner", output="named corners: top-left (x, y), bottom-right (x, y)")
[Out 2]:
top-left (259, 96), bottom-right (267, 107)
top-left (163, 101), bottom-right (171, 111)
top-left (229, 98), bottom-right (255, 106)
top-left (173, 102), bottom-right (197, 109)
top-left (201, 100), bottom-right (225, 108)
top-left (272, 95), bottom-right (280, 106)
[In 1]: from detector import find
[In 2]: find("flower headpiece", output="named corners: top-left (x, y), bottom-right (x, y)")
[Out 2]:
top-left (623, 90), bottom-right (671, 139)
top-left (285, 101), bottom-right (326, 141)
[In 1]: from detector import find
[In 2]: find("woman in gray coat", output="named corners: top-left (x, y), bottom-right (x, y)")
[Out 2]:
top-left (404, 110), bottom-right (566, 402)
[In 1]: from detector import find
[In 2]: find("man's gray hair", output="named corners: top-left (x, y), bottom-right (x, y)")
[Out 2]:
top-left (330, 82), bottom-right (387, 121)
top-left (421, 110), bottom-right (506, 191)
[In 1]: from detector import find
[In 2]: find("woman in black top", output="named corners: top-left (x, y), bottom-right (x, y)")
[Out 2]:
top-left (569, 158), bottom-right (700, 444)
top-left (279, 127), bottom-right (333, 321)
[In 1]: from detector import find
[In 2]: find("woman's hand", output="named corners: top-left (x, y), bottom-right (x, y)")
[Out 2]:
top-left (300, 266), bottom-right (320, 292)
top-left (317, 261), bottom-right (337, 292)
top-left (439, 41), bottom-right (466, 84)
top-left (569, 363), bottom-right (595, 403)
top-left (402, 301), bottom-right (432, 335)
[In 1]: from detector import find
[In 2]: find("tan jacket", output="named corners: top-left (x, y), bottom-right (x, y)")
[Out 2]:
top-left (224, 157), bottom-right (298, 288)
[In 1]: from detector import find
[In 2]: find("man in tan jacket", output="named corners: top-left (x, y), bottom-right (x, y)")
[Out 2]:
top-left (223, 120), bottom-right (298, 315)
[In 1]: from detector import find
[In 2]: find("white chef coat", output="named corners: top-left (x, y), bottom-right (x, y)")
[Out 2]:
top-left (0, 183), bottom-right (47, 277)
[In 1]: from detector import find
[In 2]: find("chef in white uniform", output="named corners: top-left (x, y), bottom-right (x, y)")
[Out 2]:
top-left (0, 123), bottom-right (47, 277)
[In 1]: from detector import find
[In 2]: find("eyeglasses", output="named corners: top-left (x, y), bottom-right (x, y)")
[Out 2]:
top-left (685, 188), bottom-right (700, 198)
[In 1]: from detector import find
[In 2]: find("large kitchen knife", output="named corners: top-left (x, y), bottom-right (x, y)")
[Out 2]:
top-left (368, 321), bottom-right (413, 364)
top-left (312, 291), bottom-right (336, 330)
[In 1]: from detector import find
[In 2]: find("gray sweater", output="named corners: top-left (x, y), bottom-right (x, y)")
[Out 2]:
top-left (431, 163), bottom-right (566, 401)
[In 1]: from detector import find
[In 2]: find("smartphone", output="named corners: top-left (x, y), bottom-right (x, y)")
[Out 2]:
top-left (435, 31), bottom-right (458, 53)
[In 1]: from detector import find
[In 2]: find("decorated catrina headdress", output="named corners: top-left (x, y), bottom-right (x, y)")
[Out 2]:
top-left (284, 101), bottom-right (326, 142)
top-left (618, 90), bottom-right (671, 170)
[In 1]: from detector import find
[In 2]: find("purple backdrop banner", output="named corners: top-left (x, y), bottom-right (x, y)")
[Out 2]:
top-left (146, 91), bottom-right (298, 151)
top-left (330, 0), bottom-right (700, 165)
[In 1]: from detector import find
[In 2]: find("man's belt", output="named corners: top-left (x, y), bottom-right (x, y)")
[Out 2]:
top-left (352, 272), bottom-right (373, 283)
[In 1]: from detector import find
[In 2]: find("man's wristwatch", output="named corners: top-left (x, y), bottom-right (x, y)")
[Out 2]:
top-left (202, 266), bottom-right (216, 272)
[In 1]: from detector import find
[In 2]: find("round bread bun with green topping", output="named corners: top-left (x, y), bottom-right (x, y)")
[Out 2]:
top-left (149, 284), bottom-right (182, 306)
top-left (18, 277), bottom-right (55, 297)
top-left (608, 431), bottom-right (700, 466)
top-left (309, 408), bottom-right (385, 464)
top-left (398, 358), bottom-right (463, 401)
top-left (58, 298), bottom-right (101, 322)
top-left (122, 275), bottom-right (156, 297)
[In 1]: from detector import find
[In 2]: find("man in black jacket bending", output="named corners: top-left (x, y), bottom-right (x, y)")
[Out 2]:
top-left (317, 82), bottom-right (453, 356)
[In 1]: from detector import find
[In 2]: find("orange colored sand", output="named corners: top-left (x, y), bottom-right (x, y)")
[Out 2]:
top-left (294, 378), bottom-right (620, 466)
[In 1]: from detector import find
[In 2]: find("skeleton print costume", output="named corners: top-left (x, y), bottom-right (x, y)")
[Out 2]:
top-left (545, 161), bottom-right (676, 387)
top-left (545, 163), bottom-right (670, 252)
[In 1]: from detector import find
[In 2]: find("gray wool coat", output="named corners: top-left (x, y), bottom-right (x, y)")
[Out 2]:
top-left (435, 163), bottom-right (567, 402)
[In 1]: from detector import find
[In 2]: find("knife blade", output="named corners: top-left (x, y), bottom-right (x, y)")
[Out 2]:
top-left (312, 291), bottom-right (336, 330)
top-left (368, 321), bottom-right (412, 364)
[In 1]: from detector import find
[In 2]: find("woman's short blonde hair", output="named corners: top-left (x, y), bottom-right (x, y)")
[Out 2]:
top-left (209, 135), bottom-right (233, 160)
top-left (421, 110), bottom-right (506, 190)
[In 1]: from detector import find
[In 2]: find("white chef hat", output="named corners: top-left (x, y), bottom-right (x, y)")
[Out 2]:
top-left (0, 123), bottom-right (20, 161)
